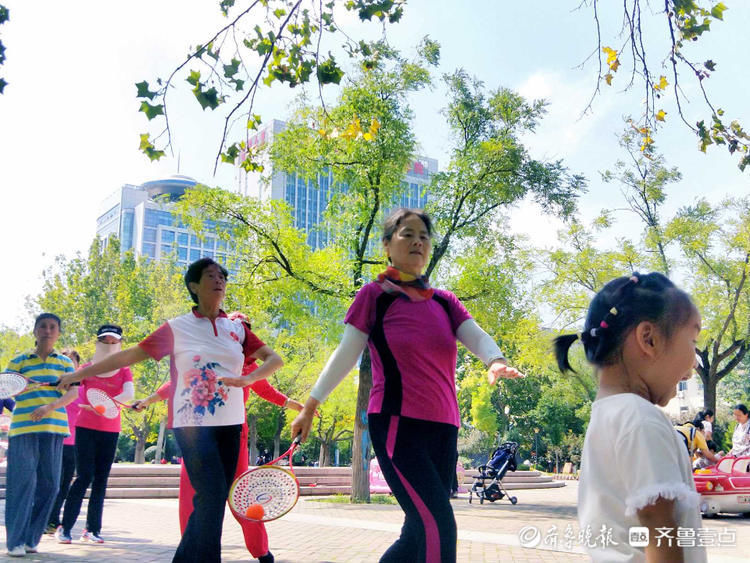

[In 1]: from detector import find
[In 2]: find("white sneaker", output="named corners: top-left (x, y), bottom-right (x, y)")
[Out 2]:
top-left (80, 529), bottom-right (104, 543)
top-left (6, 545), bottom-right (25, 557)
top-left (24, 544), bottom-right (38, 553)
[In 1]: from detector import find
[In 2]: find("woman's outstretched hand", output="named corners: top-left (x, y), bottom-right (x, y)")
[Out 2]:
top-left (291, 398), bottom-right (321, 442)
top-left (488, 360), bottom-right (525, 385)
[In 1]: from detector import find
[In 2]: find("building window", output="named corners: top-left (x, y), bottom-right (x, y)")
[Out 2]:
top-left (161, 244), bottom-right (173, 257)
top-left (178, 232), bottom-right (188, 246)
top-left (161, 230), bottom-right (175, 243)
top-left (143, 228), bottom-right (157, 243)
top-left (122, 211), bottom-right (135, 251)
top-left (142, 243), bottom-right (156, 258)
top-left (190, 249), bottom-right (201, 261)
top-left (190, 235), bottom-right (199, 246)
top-left (178, 247), bottom-right (188, 261)
top-left (286, 172), bottom-right (296, 209)
top-left (678, 381), bottom-right (688, 391)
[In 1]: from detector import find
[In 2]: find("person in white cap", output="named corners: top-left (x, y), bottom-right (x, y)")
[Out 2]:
top-left (56, 324), bottom-right (134, 545)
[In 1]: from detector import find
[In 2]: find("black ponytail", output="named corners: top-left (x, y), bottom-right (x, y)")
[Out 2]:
top-left (554, 333), bottom-right (580, 373)
top-left (554, 272), bottom-right (696, 374)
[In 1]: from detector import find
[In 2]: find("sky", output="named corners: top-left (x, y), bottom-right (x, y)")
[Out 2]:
top-left (1, 0), bottom-right (748, 331)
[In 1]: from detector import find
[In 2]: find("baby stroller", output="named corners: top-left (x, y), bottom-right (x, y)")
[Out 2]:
top-left (469, 441), bottom-right (518, 505)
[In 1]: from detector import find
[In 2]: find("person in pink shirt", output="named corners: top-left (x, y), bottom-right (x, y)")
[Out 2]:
top-left (56, 325), bottom-right (134, 545)
top-left (46, 349), bottom-right (82, 534)
top-left (292, 208), bottom-right (524, 563)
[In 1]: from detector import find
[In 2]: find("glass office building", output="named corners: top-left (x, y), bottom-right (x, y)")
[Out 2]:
top-left (95, 175), bottom-right (231, 268)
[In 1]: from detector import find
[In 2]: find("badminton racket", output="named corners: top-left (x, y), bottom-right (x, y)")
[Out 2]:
top-left (229, 435), bottom-right (302, 522)
top-left (0, 372), bottom-right (60, 399)
top-left (86, 387), bottom-right (136, 419)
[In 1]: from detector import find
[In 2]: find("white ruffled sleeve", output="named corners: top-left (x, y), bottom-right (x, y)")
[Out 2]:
top-left (615, 419), bottom-right (701, 518)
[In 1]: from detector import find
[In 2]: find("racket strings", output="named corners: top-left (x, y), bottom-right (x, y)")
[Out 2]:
top-left (0, 372), bottom-right (29, 399)
top-left (230, 466), bottom-right (299, 521)
top-left (86, 388), bottom-right (120, 418)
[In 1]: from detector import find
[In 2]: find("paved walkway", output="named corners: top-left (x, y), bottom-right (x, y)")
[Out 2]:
top-left (1, 482), bottom-right (748, 561)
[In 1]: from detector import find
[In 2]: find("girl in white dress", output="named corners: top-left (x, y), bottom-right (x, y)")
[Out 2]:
top-left (555, 273), bottom-right (706, 563)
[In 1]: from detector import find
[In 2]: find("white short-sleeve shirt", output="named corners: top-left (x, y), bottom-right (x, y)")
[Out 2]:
top-left (578, 393), bottom-right (706, 562)
top-left (139, 309), bottom-right (264, 428)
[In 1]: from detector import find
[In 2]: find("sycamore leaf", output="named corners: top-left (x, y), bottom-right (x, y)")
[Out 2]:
top-left (655, 110), bottom-right (667, 122)
top-left (139, 101), bottom-right (164, 120)
top-left (711, 2), bottom-right (727, 20)
top-left (186, 70), bottom-right (201, 87)
top-left (653, 75), bottom-right (668, 91)
top-left (135, 81), bottom-right (158, 100)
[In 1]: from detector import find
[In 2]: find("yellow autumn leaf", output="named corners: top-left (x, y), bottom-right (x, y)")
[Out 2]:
top-left (655, 110), bottom-right (666, 122)
top-left (653, 75), bottom-right (668, 91)
top-left (639, 127), bottom-right (649, 134)
top-left (369, 117), bottom-right (380, 135)
top-left (610, 59), bottom-right (620, 72)
top-left (363, 132), bottom-right (373, 141)
top-left (605, 73), bottom-right (613, 85)
top-left (318, 128), bottom-right (327, 138)
top-left (602, 46), bottom-right (617, 62)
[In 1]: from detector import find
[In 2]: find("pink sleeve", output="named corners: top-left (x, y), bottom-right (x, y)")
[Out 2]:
top-left (343, 283), bottom-right (379, 334)
top-left (156, 382), bottom-right (171, 400)
top-left (440, 290), bottom-right (473, 333)
top-left (121, 366), bottom-right (134, 383)
top-left (249, 379), bottom-right (288, 407)
top-left (139, 323), bottom-right (174, 361)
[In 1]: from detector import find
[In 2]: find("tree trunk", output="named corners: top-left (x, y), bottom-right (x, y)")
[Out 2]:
top-left (154, 418), bottom-right (167, 463)
top-left (703, 372), bottom-right (717, 416)
top-left (134, 423), bottom-right (147, 464)
top-left (273, 411), bottom-right (283, 459)
top-left (319, 441), bottom-right (331, 467)
top-left (351, 348), bottom-right (373, 502)
top-left (248, 413), bottom-right (258, 466)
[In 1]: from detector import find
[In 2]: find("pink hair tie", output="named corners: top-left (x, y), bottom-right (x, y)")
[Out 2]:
top-left (600, 320), bottom-right (609, 329)
top-left (630, 275), bottom-right (639, 284)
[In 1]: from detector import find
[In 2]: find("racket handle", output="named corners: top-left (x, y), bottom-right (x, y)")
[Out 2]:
top-left (292, 433), bottom-right (302, 445)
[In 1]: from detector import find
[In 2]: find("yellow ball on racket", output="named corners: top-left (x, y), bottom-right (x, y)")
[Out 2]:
top-left (245, 503), bottom-right (264, 520)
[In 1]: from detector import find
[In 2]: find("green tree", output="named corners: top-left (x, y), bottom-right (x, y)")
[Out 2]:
top-left (178, 48), bottom-right (583, 499)
top-left (0, 327), bottom-right (34, 370)
top-left (667, 197), bottom-right (750, 413)
top-left (33, 238), bottom-right (187, 462)
top-left (601, 128), bottom-right (682, 276)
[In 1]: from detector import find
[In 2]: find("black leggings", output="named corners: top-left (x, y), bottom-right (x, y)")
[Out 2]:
top-left (49, 444), bottom-right (76, 528)
top-left (62, 427), bottom-right (119, 536)
top-left (369, 413), bottom-right (458, 563)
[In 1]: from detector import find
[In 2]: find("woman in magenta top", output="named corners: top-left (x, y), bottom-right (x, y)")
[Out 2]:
top-left (292, 208), bottom-right (523, 563)
top-left (56, 325), bottom-right (134, 544)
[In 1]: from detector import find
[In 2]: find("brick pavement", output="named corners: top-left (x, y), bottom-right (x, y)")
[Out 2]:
top-left (1, 482), bottom-right (748, 561)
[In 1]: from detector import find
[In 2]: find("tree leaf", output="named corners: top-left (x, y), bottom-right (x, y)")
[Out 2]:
top-left (139, 101), bottom-right (164, 120)
top-left (655, 109), bottom-right (666, 122)
top-left (135, 80), bottom-right (158, 100)
top-left (711, 2), bottom-right (727, 20)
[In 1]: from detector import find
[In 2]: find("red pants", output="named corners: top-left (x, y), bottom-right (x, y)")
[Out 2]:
top-left (178, 423), bottom-right (268, 558)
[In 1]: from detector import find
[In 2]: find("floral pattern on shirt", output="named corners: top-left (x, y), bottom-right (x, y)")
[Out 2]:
top-left (177, 355), bottom-right (229, 421)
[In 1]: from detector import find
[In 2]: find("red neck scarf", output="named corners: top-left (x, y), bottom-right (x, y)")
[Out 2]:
top-left (376, 266), bottom-right (434, 302)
